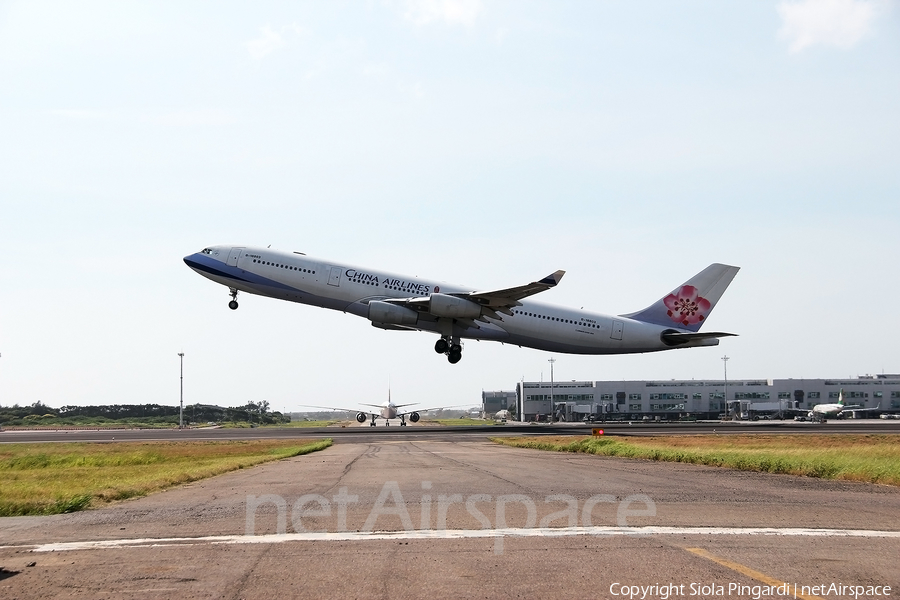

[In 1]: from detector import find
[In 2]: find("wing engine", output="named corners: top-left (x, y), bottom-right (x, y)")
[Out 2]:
top-left (368, 301), bottom-right (418, 326)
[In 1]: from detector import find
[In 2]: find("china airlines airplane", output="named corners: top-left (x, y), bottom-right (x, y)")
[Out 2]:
top-left (183, 245), bottom-right (739, 364)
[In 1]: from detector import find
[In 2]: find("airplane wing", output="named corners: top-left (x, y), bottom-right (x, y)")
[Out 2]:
top-left (301, 404), bottom-right (377, 415)
top-left (387, 270), bottom-right (565, 321)
top-left (359, 402), bottom-right (417, 409)
top-left (464, 270), bottom-right (566, 308)
top-left (395, 404), bottom-right (464, 417)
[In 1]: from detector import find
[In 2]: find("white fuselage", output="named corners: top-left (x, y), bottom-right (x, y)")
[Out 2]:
top-left (811, 404), bottom-right (843, 417)
top-left (184, 245), bottom-right (719, 356)
top-left (377, 402), bottom-right (401, 420)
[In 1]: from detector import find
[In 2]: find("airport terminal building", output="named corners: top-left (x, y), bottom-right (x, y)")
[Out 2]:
top-left (483, 374), bottom-right (900, 421)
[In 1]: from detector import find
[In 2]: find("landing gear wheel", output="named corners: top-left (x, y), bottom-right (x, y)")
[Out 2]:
top-left (370, 422), bottom-right (376, 427)
top-left (228, 300), bottom-right (239, 310)
top-left (434, 339), bottom-right (449, 354)
top-left (401, 422), bottom-right (407, 426)
top-left (448, 351), bottom-right (462, 364)
top-left (228, 288), bottom-right (239, 310)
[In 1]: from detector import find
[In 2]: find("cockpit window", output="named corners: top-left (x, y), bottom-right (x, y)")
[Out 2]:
top-left (201, 248), bottom-right (212, 255)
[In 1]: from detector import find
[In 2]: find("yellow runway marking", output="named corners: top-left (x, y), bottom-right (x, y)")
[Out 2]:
top-left (685, 547), bottom-right (825, 600)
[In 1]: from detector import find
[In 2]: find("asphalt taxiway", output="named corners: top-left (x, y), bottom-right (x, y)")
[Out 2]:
top-left (3, 418), bottom-right (899, 444)
top-left (1, 428), bottom-right (898, 599)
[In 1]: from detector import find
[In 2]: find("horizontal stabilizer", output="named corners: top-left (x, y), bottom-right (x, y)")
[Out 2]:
top-left (661, 331), bottom-right (737, 347)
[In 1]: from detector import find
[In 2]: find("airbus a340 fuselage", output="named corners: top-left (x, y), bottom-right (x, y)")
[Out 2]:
top-left (184, 245), bottom-right (740, 364)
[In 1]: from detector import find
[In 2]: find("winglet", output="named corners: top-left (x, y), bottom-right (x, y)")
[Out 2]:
top-left (539, 270), bottom-right (565, 287)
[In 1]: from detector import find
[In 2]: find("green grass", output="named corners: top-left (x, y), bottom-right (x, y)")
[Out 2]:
top-left (0, 439), bottom-right (332, 516)
top-left (2, 419), bottom-right (178, 429)
top-left (491, 434), bottom-right (900, 486)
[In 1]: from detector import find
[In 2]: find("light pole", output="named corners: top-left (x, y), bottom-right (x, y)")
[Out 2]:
top-left (548, 357), bottom-right (556, 423)
top-left (520, 376), bottom-right (524, 423)
top-left (722, 355), bottom-right (730, 419)
top-left (178, 353), bottom-right (185, 429)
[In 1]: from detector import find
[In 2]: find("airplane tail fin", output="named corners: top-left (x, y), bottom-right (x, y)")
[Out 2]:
top-left (621, 263), bottom-right (740, 332)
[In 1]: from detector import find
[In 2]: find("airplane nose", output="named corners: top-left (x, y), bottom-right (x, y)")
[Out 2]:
top-left (184, 254), bottom-right (201, 269)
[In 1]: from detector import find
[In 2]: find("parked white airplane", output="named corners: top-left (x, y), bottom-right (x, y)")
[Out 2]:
top-left (807, 389), bottom-right (862, 421)
top-left (184, 245), bottom-right (740, 364)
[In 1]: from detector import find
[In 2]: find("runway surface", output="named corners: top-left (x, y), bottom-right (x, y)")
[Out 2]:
top-left (3, 418), bottom-right (899, 444)
top-left (1, 433), bottom-right (899, 599)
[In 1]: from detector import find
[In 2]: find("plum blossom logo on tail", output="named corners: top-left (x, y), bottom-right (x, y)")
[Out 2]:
top-left (664, 285), bottom-right (710, 326)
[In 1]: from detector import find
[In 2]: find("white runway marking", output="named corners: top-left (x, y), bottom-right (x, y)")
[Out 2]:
top-left (13, 526), bottom-right (900, 553)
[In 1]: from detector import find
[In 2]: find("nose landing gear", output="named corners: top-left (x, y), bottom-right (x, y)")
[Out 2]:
top-left (228, 288), bottom-right (239, 310)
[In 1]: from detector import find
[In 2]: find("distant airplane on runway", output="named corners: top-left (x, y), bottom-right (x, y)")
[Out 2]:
top-left (184, 245), bottom-right (739, 364)
top-left (305, 391), bottom-right (455, 427)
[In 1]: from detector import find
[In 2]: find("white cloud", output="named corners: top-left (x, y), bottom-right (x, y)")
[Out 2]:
top-left (244, 25), bottom-right (286, 60)
top-left (400, 0), bottom-right (484, 27)
top-left (777, 0), bottom-right (883, 53)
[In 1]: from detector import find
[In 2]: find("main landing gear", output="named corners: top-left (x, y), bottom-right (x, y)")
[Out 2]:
top-left (228, 288), bottom-right (239, 310)
top-left (434, 337), bottom-right (463, 364)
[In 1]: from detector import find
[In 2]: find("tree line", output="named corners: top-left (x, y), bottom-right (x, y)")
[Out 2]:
top-left (0, 401), bottom-right (287, 426)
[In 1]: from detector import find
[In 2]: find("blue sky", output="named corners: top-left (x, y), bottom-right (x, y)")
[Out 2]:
top-left (1, 1), bottom-right (898, 412)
